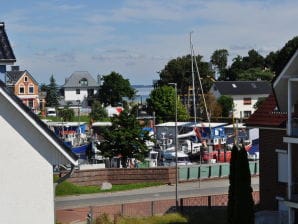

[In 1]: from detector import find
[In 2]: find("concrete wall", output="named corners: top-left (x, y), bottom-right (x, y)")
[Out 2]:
top-left (0, 96), bottom-right (55, 224)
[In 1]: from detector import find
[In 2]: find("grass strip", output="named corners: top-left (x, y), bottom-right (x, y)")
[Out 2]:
top-left (55, 179), bottom-right (162, 196)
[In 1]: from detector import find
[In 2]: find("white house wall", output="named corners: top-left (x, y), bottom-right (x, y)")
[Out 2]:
top-left (0, 94), bottom-right (71, 224)
top-left (64, 88), bottom-right (98, 102)
top-left (232, 94), bottom-right (268, 119)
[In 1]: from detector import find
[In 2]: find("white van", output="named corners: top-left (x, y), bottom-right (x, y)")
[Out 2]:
top-left (46, 108), bottom-right (56, 117)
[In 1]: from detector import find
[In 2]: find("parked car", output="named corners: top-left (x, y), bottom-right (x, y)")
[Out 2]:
top-left (46, 108), bottom-right (56, 117)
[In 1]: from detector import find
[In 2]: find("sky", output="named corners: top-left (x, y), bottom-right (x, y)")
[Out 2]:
top-left (1, 0), bottom-right (298, 85)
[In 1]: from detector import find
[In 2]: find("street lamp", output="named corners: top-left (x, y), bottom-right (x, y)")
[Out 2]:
top-left (169, 82), bottom-right (179, 212)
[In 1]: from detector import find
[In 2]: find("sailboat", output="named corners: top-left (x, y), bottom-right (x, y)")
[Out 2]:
top-left (189, 32), bottom-right (229, 163)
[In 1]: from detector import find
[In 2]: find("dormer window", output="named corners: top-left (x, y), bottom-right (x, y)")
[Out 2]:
top-left (79, 78), bottom-right (88, 86)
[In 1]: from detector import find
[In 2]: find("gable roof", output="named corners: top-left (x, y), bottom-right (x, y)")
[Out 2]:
top-left (6, 70), bottom-right (38, 85)
top-left (212, 81), bottom-right (272, 95)
top-left (245, 94), bottom-right (287, 128)
top-left (63, 71), bottom-right (99, 88)
top-left (0, 22), bottom-right (16, 64)
top-left (0, 80), bottom-right (78, 165)
top-left (273, 50), bottom-right (298, 112)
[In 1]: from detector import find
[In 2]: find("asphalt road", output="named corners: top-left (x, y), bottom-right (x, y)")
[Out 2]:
top-left (55, 176), bottom-right (259, 209)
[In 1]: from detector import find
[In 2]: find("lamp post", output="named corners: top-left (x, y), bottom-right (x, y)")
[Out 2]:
top-left (169, 82), bottom-right (179, 212)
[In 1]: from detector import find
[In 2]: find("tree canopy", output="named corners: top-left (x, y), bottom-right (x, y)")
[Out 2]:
top-left (211, 49), bottom-right (229, 78)
top-left (147, 86), bottom-right (189, 123)
top-left (97, 71), bottom-right (136, 106)
top-left (89, 100), bottom-right (108, 121)
top-left (97, 109), bottom-right (153, 168)
top-left (158, 54), bottom-right (215, 95)
top-left (45, 75), bottom-right (59, 107)
top-left (217, 95), bottom-right (234, 117)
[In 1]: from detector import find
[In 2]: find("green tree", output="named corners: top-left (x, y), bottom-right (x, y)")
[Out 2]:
top-left (158, 54), bottom-right (215, 95)
top-left (211, 49), bottom-right (229, 78)
top-left (237, 68), bottom-right (274, 81)
top-left (89, 100), bottom-right (108, 121)
top-left (98, 109), bottom-right (153, 168)
top-left (147, 86), bottom-right (189, 123)
top-left (45, 75), bottom-right (59, 107)
top-left (223, 49), bottom-right (266, 81)
top-left (272, 36), bottom-right (298, 75)
top-left (217, 95), bottom-right (234, 117)
top-left (98, 71), bottom-right (136, 106)
top-left (58, 107), bottom-right (75, 121)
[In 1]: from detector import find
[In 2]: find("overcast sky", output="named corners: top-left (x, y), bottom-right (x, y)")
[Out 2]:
top-left (1, 0), bottom-right (298, 85)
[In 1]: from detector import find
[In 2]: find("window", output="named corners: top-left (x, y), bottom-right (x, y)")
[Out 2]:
top-left (28, 85), bottom-right (34, 94)
top-left (19, 85), bottom-right (25, 94)
top-left (79, 78), bottom-right (88, 86)
top-left (24, 76), bottom-right (28, 82)
top-left (28, 99), bottom-right (34, 109)
top-left (243, 111), bottom-right (251, 118)
top-left (76, 89), bottom-right (80, 94)
top-left (243, 98), bottom-right (251, 105)
top-left (276, 149), bottom-right (288, 183)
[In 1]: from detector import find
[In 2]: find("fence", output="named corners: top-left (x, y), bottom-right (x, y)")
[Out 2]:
top-left (179, 160), bottom-right (259, 181)
top-left (65, 161), bottom-right (259, 186)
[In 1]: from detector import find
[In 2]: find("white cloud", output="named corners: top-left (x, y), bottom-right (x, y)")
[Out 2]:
top-left (2, 0), bottom-right (298, 85)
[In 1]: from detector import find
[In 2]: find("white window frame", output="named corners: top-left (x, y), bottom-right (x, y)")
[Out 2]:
top-left (276, 149), bottom-right (288, 183)
top-left (28, 85), bottom-right (34, 94)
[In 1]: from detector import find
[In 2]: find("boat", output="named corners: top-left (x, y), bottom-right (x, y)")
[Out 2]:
top-left (162, 150), bottom-right (192, 166)
top-left (43, 120), bottom-right (91, 160)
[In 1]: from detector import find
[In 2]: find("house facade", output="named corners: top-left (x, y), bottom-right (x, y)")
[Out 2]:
top-left (61, 71), bottom-right (100, 106)
top-left (246, 50), bottom-right (298, 223)
top-left (0, 80), bottom-right (78, 224)
top-left (0, 22), bottom-right (16, 75)
top-left (5, 67), bottom-right (41, 113)
top-left (210, 81), bottom-right (272, 119)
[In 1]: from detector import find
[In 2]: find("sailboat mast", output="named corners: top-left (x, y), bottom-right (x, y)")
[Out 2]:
top-left (191, 44), bottom-right (211, 124)
top-left (190, 32), bottom-right (197, 124)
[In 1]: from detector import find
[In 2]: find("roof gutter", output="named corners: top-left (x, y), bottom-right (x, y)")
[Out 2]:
top-left (55, 164), bottom-right (76, 185)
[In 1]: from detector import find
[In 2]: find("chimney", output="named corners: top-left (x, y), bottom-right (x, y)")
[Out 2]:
top-left (11, 65), bottom-right (20, 71)
top-left (97, 74), bottom-right (102, 85)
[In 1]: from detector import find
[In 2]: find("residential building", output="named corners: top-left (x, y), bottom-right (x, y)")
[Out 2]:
top-left (209, 81), bottom-right (272, 119)
top-left (61, 71), bottom-right (100, 107)
top-left (5, 66), bottom-right (40, 113)
top-left (246, 50), bottom-right (298, 223)
top-left (0, 22), bottom-right (16, 75)
top-left (0, 80), bottom-right (78, 224)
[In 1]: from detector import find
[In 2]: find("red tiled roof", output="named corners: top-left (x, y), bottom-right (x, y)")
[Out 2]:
top-left (246, 94), bottom-right (287, 128)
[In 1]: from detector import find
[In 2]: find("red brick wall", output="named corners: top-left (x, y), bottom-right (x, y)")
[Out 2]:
top-left (66, 167), bottom-right (177, 186)
top-left (56, 192), bottom-right (260, 224)
top-left (259, 129), bottom-right (287, 210)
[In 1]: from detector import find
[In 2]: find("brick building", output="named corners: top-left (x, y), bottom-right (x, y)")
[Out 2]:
top-left (247, 50), bottom-right (298, 223)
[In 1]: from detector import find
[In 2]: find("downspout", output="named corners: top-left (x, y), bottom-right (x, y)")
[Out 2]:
top-left (56, 164), bottom-right (76, 185)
